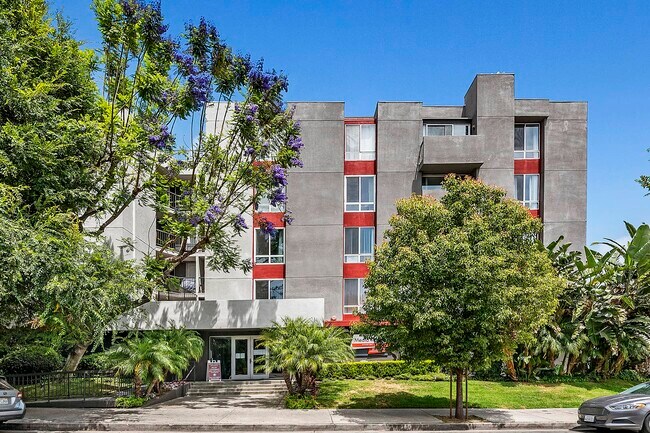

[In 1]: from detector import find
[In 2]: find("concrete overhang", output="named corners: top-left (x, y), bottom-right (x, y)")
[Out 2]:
top-left (115, 298), bottom-right (325, 331)
top-left (418, 135), bottom-right (485, 172)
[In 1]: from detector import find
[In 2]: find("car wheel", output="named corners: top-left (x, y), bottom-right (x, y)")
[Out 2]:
top-left (642, 414), bottom-right (650, 433)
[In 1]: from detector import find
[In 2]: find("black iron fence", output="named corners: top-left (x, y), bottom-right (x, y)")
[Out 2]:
top-left (5, 370), bottom-right (133, 402)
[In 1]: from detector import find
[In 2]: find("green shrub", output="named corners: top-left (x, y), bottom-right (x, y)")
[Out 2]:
top-left (78, 352), bottom-right (111, 371)
top-left (0, 346), bottom-right (64, 375)
top-left (617, 369), bottom-right (645, 383)
top-left (285, 394), bottom-right (319, 409)
top-left (115, 396), bottom-right (147, 408)
top-left (318, 360), bottom-right (439, 380)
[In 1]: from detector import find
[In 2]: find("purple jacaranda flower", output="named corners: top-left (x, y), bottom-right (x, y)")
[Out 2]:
top-left (203, 204), bottom-right (222, 225)
top-left (245, 115), bottom-right (254, 122)
top-left (244, 146), bottom-right (255, 156)
top-left (282, 211), bottom-right (294, 225)
top-left (188, 72), bottom-right (211, 108)
top-left (293, 121), bottom-right (301, 129)
top-left (262, 141), bottom-right (269, 148)
top-left (258, 217), bottom-right (277, 237)
top-left (234, 214), bottom-right (248, 230)
top-left (287, 136), bottom-right (303, 151)
top-left (148, 124), bottom-right (172, 150)
top-left (270, 188), bottom-right (287, 207)
top-left (234, 103), bottom-right (240, 113)
top-left (290, 157), bottom-right (303, 168)
top-left (189, 215), bottom-right (201, 227)
top-left (270, 165), bottom-right (287, 187)
top-left (248, 103), bottom-right (258, 115)
top-left (173, 51), bottom-right (198, 76)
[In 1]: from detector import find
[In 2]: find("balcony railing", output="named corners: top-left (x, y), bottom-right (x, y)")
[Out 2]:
top-left (156, 229), bottom-right (198, 251)
top-left (156, 276), bottom-right (206, 301)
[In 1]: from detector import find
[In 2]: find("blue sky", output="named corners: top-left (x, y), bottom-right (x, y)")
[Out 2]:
top-left (51, 0), bottom-right (650, 245)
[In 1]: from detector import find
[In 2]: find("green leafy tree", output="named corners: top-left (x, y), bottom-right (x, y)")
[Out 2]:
top-left (106, 328), bottom-right (203, 396)
top-left (1, 0), bottom-right (302, 369)
top-left (357, 176), bottom-right (563, 418)
top-left (260, 317), bottom-right (354, 396)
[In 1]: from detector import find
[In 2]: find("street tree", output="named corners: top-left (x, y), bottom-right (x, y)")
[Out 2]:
top-left (0, 0), bottom-right (302, 370)
top-left (356, 176), bottom-right (563, 418)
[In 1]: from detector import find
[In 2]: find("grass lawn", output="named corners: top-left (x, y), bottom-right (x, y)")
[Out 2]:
top-left (315, 379), bottom-right (636, 409)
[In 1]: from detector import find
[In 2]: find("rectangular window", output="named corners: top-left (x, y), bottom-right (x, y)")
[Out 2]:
top-left (344, 227), bottom-right (374, 263)
top-left (255, 279), bottom-right (284, 300)
top-left (514, 174), bottom-right (539, 210)
top-left (514, 124), bottom-right (540, 159)
top-left (344, 279), bottom-right (367, 314)
top-left (345, 124), bottom-right (376, 160)
top-left (422, 176), bottom-right (444, 195)
top-left (345, 176), bottom-right (375, 211)
top-left (256, 188), bottom-right (285, 213)
top-left (424, 123), bottom-right (469, 136)
top-left (255, 228), bottom-right (285, 264)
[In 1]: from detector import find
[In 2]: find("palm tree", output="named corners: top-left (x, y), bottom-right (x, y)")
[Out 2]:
top-left (260, 317), bottom-right (354, 395)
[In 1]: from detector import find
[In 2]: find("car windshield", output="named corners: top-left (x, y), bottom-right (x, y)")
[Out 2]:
top-left (621, 383), bottom-right (650, 395)
top-left (0, 379), bottom-right (12, 390)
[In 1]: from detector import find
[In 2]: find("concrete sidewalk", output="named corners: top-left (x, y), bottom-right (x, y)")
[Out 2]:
top-left (0, 405), bottom-right (579, 431)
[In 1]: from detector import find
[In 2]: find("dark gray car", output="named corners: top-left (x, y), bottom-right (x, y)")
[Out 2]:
top-left (0, 377), bottom-right (26, 423)
top-left (579, 382), bottom-right (650, 431)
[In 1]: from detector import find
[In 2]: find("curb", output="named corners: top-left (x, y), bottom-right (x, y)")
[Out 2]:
top-left (0, 421), bottom-right (579, 431)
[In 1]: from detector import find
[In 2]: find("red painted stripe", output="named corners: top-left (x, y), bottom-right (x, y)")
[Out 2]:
top-left (343, 212), bottom-right (375, 227)
top-left (253, 212), bottom-right (285, 228)
top-left (344, 117), bottom-right (375, 124)
top-left (529, 209), bottom-right (540, 218)
top-left (326, 315), bottom-right (361, 327)
top-left (344, 160), bottom-right (376, 175)
top-left (252, 264), bottom-right (285, 279)
top-left (514, 159), bottom-right (540, 174)
top-left (343, 263), bottom-right (369, 278)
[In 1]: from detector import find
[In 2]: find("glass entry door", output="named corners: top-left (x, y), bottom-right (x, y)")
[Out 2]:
top-left (251, 337), bottom-right (268, 379)
top-left (232, 337), bottom-right (250, 380)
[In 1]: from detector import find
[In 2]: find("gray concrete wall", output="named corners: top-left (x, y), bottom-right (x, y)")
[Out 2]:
top-left (286, 102), bottom-right (344, 320)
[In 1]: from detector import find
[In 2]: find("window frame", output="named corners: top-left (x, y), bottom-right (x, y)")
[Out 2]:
top-left (421, 175), bottom-right (445, 195)
top-left (514, 123), bottom-right (540, 159)
top-left (514, 174), bottom-right (540, 210)
top-left (254, 228), bottom-right (285, 264)
top-left (256, 187), bottom-right (285, 213)
top-left (254, 279), bottom-right (285, 300)
top-left (343, 278), bottom-right (366, 314)
top-left (345, 124), bottom-right (376, 160)
top-left (345, 175), bottom-right (376, 212)
top-left (344, 226), bottom-right (375, 263)
top-left (423, 123), bottom-right (470, 136)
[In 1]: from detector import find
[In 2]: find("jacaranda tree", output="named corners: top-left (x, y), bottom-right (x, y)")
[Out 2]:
top-left (357, 176), bottom-right (563, 418)
top-left (0, 0), bottom-right (302, 371)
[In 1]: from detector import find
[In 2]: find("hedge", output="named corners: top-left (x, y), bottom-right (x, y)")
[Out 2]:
top-left (0, 346), bottom-right (64, 375)
top-left (77, 352), bottom-right (111, 371)
top-left (318, 360), bottom-right (441, 380)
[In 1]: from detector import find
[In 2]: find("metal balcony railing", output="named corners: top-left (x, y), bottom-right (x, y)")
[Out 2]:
top-left (155, 276), bottom-right (206, 301)
top-left (156, 229), bottom-right (198, 251)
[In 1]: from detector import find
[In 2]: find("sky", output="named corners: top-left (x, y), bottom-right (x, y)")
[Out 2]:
top-left (50, 0), bottom-right (650, 246)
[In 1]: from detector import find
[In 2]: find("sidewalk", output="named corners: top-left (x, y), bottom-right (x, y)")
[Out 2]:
top-left (1, 404), bottom-right (579, 431)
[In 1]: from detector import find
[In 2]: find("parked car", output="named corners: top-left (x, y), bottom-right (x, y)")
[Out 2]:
top-left (579, 382), bottom-right (650, 431)
top-left (0, 376), bottom-right (26, 423)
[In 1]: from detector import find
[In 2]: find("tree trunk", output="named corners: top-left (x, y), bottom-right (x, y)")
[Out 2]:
top-left (505, 356), bottom-right (518, 381)
top-left (455, 368), bottom-right (464, 419)
top-left (567, 354), bottom-right (577, 375)
top-left (282, 371), bottom-right (294, 394)
top-left (63, 342), bottom-right (89, 372)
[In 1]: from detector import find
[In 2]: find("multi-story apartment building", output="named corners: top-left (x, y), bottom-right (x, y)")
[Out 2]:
top-left (118, 73), bottom-right (587, 380)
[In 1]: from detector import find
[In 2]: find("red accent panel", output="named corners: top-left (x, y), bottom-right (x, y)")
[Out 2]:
top-left (326, 315), bottom-right (361, 327)
top-left (343, 263), bottom-right (369, 278)
top-left (344, 117), bottom-right (375, 124)
top-left (343, 212), bottom-right (375, 227)
top-left (253, 212), bottom-right (284, 228)
top-left (514, 159), bottom-right (540, 174)
top-left (252, 264), bottom-right (285, 279)
top-left (344, 160), bottom-right (376, 175)
top-left (529, 209), bottom-right (540, 218)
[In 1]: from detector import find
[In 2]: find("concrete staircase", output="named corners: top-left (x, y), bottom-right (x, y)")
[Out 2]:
top-left (187, 380), bottom-right (287, 398)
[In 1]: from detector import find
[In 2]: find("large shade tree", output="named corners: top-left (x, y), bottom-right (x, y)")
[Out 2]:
top-left (0, 0), bottom-right (302, 370)
top-left (357, 176), bottom-right (564, 418)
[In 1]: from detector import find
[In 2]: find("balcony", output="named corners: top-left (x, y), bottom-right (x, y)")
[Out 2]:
top-left (156, 229), bottom-right (198, 251)
top-left (155, 276), bottom-right (206, 301)
top-left (116, 298), bottom-right (326, 330)
top-left (418, 135), bottom-right (485, 173)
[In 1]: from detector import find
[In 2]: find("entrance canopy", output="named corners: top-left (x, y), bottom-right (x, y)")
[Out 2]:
top-left (116, 298), bottom-right (325, 331)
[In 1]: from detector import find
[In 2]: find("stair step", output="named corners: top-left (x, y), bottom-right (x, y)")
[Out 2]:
top-left (188, 392), bottom-right (285, 397)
